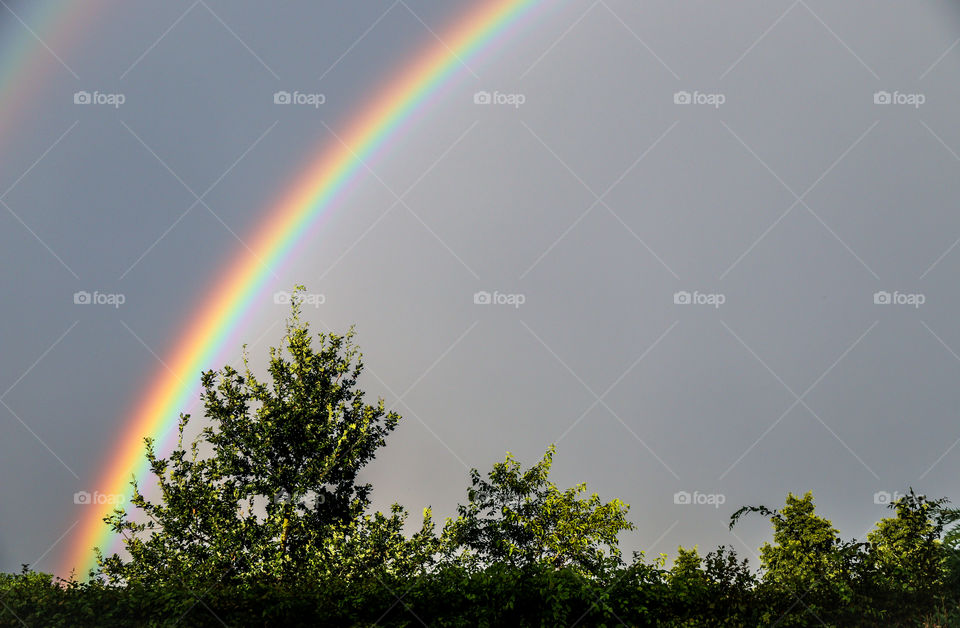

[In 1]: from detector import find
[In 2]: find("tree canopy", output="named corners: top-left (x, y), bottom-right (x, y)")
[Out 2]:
top-left (98, 288), bottom-right (431, 586)
top-left (441, 444), bottom-right (633, 576)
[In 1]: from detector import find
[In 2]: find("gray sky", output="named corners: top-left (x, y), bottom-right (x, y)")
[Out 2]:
top-left (2, 0), bottom-right (960, 577)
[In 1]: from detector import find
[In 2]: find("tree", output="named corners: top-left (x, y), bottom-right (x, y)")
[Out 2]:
top-left (732, 492), bottom-right (847, 590)
top-left (865, 489), bottom-right (946, 606)
top-left (668, 546), bottom-right (706, 586)
top-left (442, 445), bottom-right (633, 576)
top-left (665, 545), bottom-right (758, 623)
top-left (666, 545), bottom-right (709, 615)
top-left (940, 504), bottom-right (960, 596)
top-left (730, 492), bottom-right (865, 624)
top-left (97, 287), bottom-right (433, 585)
top-left (701, 545), bottom-right (755, 595)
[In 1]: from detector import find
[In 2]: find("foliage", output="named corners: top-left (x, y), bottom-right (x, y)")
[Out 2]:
top-left (661, 545), bottom-right (759, 624)
top-left (726, 490), bottom-right (957, 626)
top-left (732, 492), bottom-right (875, 625)
top-left (865, 489), bottom-right (948, 609)
top-left (0, 559), bottom-right (756, 627)
top-left (939, 503), bottom-right (960, 593)
top-left (97, 287), bottom-right (426, 587)
top-left (3, 486), bottom-right (954, 626)
top-left (441, 445), bottom-right (634, 576)
top-left (3, 287), bottom-right (956, 624)
top-left (732, 492), bottom-right (848, 590)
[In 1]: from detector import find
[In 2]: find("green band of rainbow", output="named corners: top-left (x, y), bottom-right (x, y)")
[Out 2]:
top-left (0, 1), bottom-right (94, 149)
top-left (62, 0), bottom-right (544, 577)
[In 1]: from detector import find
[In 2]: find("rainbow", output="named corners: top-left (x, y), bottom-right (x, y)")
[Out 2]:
top-left (62, 0), bottom-right (546, 577)
top-left (0, 0), bottom-right (94, 151)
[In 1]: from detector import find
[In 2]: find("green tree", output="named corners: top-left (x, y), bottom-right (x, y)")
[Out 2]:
top-left (732, 492), bottom-right (846, 589)
top-left (668, 546), bottom-right (706, 586)
top-left (941, 504), bottom-right (960, 596)
top-left (97, 287), bottom-right (434, 585)
top-left (865, 489), bottom-right (946, 606)
top-left (731, 492), bottom-right (864, 624)
top-left (442, 445), bottom-right (633, 576)
top-left (663, 545), bottom-right (759, 623)
top-left (666, 545), bottom-right (710, 617)
top-left (701, 545), bottom-right (755, 595)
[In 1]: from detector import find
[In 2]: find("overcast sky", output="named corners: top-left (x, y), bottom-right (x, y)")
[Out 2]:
top-left (2, 0), bottom-right (960, 577)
